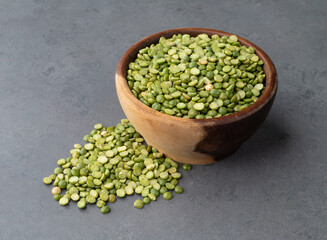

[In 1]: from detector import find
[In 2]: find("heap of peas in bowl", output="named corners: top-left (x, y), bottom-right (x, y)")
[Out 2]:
top-left (126, 33), bottom-right (265, 119)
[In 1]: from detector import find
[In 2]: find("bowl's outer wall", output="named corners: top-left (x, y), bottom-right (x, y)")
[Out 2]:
top-left (116, 28), bottom-right (278, 164)
top-left (195, 93), bottom-right (276, 161)
top-left (117, 74), bottom-right (210, 164)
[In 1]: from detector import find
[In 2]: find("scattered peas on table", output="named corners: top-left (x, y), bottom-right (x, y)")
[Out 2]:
top-left (43, 119), bottom-right (191, 214)
top-left (127, 33), bottom-right (265, 119)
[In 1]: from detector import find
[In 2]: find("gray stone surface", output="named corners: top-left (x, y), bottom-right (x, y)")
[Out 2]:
top-left (0, 0), bottom-right (326, 239)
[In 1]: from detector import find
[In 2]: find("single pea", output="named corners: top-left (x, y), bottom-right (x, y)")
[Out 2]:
top-left (49, 174), bottom-right (57, 180)
top-left (53, 194), bottom-right (63, 201)
top-left (190, 68), bottom-right (200, 75)
top-left (152, 182), bottom-right (161, 190)
top-left (159, 172), bottom-right (168, 179)
top-left (174, 186), bottom-right (184, 194)
top-left (58, 180), bottom-right (67, 189)
top-left (182, 164), bottom-right (192, 171)
top-left (57, 158), bottom-right (66, 166)
top-left (64, 193), bottom-right (71, 200)
top-left (229, 35), bottom-right (238, 42)
top-left (145, 171), bottom-right (154, 179)
top-left (43, 177), bottom-right (52, 185)
top-left (51, 187), bottom-right (61, 195)
top-left (254, 83), bottom-right (264, 90)
top-left (148, 193), bottom-right (156, 201)
top-left (134, 199), bottom-right (144, 209)
top-left (90, 189), bottom-right (98, 198)
top-left (166, 182), bottom-right (175, 190)
top-left (93, 179), bottom-right (102, 186)
top-left (74, 143), bottom-right (82, 149)
top-left (169, 177), bottom-right (178, 185)
top-left (66, 183), bottom-right (73, 190)
top-left (135, 185), bottom-right (144, 194)
top-left (158, 178), bottom-right (166, 186)
top-left (176, 102), bottom-right (186, 109)
top-left (159, 186), bottom-right (168, 194)
top-left (163, 192), bottom-right (173, 200)
top-left (71, 169), bottom-right (80, 177)
top-left (168, 167), bottom-right (177, 174)
top-left (164, 109), bottom-right (175, 115)
top-left (108, 194), bottom-right (116, 203)
top-left (251, 88), bottom-right (260, 96)
top-left (97, 155), bottom-right (108, 164)
top-left (83, 135), bottom-right (90, 142)
top-left (97, 200), bottom-right (106, 208)
top-left (193, 103), bottom-right (204, 111)
top-left (251, 55), bottom-right (259, 62)
top-left (71, 193), bottom-right (80, 201)
top-left (80, 192), bottom-right (89, 198)
top-left (188, 109), bottom-right (198, 118)
top-left (69, 176), bottom-right (79, 184)
top-left (84, 143), bottom-right (94, 150)
top-left (222, 66), bottom-right (231, 72)
top-left (125, 186), bottom-right (134, 195)
top-left (100, 206), bottom-right (111, 214)
top-left (104, 182), bottom-right (114, 190)
top-left (59, 197), bottom-right (69, 206)
top-left (210, 89), bottom-right (220, 98)
top-left (140, 178), bottom-right (150, 187)
top-left (141, 188), bottom-right (149, 197)
top-left (77, 199), bottom-right (86, 209)
top-left (68, 187), bottom-right (78, 195)
top-left (86, 195), bottom-right (96, 204)
top-left (218, 107), bottom-right (228, 115)
top-left (109, 188), bottom-right (116, 195)
top-left (143, 197), bottom-right (151, 205)
top-left (150, 188), bottom-right (159, 197)
top-left (94, 123), bottom-right (103, 130)
top-left (54, 167), bottom-right (63, 174)
top-left (100, 192), bottom-right (109, 201)
top-left (171, 172), bottom-right (181, 179)
top-left (116, 189), bottom-right (126, 198)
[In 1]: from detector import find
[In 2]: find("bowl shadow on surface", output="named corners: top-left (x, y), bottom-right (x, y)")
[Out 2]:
top-left (190, 114), bottom-right (292, 203)
top-left (218, 114), bottom-right (292, 168)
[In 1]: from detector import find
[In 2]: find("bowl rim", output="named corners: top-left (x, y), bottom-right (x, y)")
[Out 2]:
top-left (116, 28), bottom-right (278, 126)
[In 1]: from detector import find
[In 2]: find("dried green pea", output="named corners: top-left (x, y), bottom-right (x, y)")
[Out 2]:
top-left (134, 199), bottom-right (144, 209)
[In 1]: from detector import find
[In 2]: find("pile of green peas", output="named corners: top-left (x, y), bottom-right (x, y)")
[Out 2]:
top-left (43, 120), bottom-right (191, 214)
top-left (127, 33), bottom-right (265, 119)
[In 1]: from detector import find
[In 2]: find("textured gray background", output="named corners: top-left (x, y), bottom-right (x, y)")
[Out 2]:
top-left (0, 0), bottom-right (326, 239)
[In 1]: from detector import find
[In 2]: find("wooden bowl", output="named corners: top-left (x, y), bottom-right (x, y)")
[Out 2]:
top-left (116, 28), bottom-right (277, 165)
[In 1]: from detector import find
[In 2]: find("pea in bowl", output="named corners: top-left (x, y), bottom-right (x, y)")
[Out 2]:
top-left (115, 28), bottom-right (277, 165)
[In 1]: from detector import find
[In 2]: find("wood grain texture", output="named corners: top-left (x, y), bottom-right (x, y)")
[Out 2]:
top-left (116, 28), bottom-right (278, 165)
